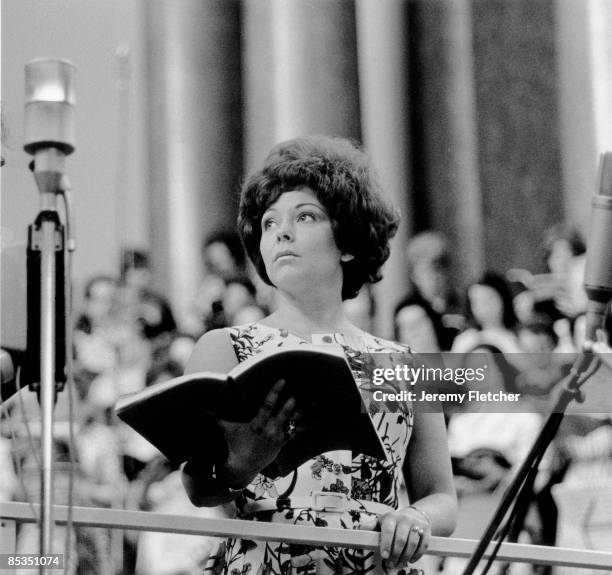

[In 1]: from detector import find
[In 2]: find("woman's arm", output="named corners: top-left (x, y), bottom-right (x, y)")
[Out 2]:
top-left (181, 328), bottom-right (241, 506)
top-left (377, 409), bottom-right (457, 568)
top-left (184, 328), bottom-right (240, 375)
top-left (403, 410), bottom-right (458, 535)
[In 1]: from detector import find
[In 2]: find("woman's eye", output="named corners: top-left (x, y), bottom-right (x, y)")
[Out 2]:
top-left (297, 212), bottom-right (316, 222)
top-left (262, 218), bottom-right (275, 230)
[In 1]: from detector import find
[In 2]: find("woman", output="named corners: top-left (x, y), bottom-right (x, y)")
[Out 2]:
top-left (393, 298), bottom-right (446, 353)
top-left (451, 271), bottom-right (522, 355)
top-left (182, 136), bottom-right (457, 574)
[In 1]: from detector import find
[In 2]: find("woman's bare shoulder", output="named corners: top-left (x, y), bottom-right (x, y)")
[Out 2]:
top-left (185, 328), bottom-right (238, 375)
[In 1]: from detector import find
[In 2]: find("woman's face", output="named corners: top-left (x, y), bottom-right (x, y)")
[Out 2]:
top-left (468, 284), bottom-right (504, 328)
top-left (204, 241), bottom-right (237, 278)
top-left (411, 258), bottom-right (449, 303)
top-left (87, 280), bottom-right (117, 321)
top-left (259, 188), bottom-right (344, 293)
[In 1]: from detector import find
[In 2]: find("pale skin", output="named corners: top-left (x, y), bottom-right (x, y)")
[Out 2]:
top-left (183, 188), bottom-right (457, 567)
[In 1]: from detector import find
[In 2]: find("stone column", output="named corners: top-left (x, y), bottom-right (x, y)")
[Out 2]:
top-left (408, 0), bottom-right (485, 290)
top-left (355, 0), bottom-right (413, 337)
top-left (470, 0), bottom-right (564, 273)
top-left (144, 0), bottom-right (243, 326)
top-left (242, 0), bottom-right (361, 173)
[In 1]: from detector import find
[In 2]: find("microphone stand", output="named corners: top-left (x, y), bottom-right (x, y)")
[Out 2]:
top-left (461, 350), bottom-right (601, 575)
top-left (22, 58), bottom-right (76, 572)
top-left (464, 150), bottom-right (612, 574)
top-left (28, 149), bottom-right (68, 563)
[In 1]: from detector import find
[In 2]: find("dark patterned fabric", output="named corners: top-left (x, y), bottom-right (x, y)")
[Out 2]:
top-left (207, 323), bottom-right (425, 575)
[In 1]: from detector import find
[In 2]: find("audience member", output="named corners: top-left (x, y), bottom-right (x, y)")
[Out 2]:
top-left (395, 231), bottom-right (464, 350)
top-left (202, 229), bottom-right (247, 281)
top-left (120, 249), bottom-right (177, 341)
top-left (221, 275), bottom-right (264, 325)
top-left (74, 275), bottom-right (149, 407)
top-left (512, 225), bottom-right (588, 326)
top-left (452, 271), bottom-right (521, 355)
top-left (188, 230), bottom-right (252, 336)
top-left (515, 321), bottom-right (571, 398)
top-left (394, 298), bottom-right (446, 352)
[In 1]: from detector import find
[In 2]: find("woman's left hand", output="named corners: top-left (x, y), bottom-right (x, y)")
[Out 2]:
top-left (378, 506), bottom-right (431, 568)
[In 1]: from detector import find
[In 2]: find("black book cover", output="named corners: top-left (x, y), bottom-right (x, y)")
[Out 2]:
top-left (115, 344), bottom-right (385, 477)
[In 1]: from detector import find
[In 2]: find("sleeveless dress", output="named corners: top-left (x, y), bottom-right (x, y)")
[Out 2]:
top-left (208, 322), bottom-right (425, 575)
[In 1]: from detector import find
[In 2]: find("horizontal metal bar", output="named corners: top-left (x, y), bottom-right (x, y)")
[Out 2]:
top-left (2, 502), bottom-right (611, 571)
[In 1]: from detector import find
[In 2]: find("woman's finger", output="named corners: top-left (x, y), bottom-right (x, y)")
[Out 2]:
top-left (251, 379), bottom-right (286, 430)
top-left (389, 517), bottom-right (412, 565)
top-left (274, 395), bottom-right (297, 423)
top-left (409, 526), bottom-right (429, 563)
top-left (378, 513), bottom-right (397, 561)
top-left (266, 396), bottom-right (297, 440)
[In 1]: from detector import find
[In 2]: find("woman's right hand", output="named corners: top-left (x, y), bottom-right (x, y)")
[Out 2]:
top-left (216, 379), bottom-right (302, 488)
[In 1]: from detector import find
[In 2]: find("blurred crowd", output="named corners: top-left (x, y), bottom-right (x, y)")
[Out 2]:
top-left (1, 225), bottom-right (611, 575)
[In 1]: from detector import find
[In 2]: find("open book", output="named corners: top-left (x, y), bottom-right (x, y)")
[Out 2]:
top-left (115, 344), bottom-right (386, 477)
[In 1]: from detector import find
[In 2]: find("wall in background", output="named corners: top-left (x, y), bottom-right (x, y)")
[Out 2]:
top-left (1, 0), bottom-right (148, 303)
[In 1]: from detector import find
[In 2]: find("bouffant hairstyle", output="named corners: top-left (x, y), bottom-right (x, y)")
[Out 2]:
top-left (238, 135), bottom-right (399, 300)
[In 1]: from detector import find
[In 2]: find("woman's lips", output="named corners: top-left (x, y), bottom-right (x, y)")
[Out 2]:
top-left (275, 251), bottom-right (299, 261)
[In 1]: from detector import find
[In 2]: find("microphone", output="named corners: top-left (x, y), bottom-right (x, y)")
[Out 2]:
top-left (23, 58), bottom-right (76, 190)
top-left (583, 151), bottom-right (612, 343)
top-left (21, 58), bottom-right (76, 392)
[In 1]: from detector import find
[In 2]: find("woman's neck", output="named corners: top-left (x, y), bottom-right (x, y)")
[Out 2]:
top-left (263, 290), bottom-right (356, 338)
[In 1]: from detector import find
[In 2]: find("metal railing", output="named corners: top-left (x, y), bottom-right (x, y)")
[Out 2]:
top-left (2, 501), bottom-right (612, 572)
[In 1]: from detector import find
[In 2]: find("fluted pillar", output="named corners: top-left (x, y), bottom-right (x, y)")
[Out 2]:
top-left (144, 0), bottom-right (242, 326)
top-left (356, 0), bottom-right (413, 337)
top-left (470, 0), bottom-right (563, 273)
top-left (242, 0), bottom-right (361, 173)
top-left (408, 0), bottom-right (485, 289)
top-left (444, 0), bottom-right (485, 283)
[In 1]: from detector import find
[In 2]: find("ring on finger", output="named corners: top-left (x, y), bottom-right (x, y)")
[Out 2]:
top-left (410, 525), bottom-right (424, 538)
top-left (284, 418), bottom-right (296, 437)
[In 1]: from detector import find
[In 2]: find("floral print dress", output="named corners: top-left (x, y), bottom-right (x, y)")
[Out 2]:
top-left (209, 323), bottom-right (424, 575)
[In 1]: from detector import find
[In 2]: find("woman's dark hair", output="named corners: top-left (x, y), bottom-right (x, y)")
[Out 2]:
top-left (465, 271), bottom-right (518, 330)
top-left (238, 135), bottom-right (399, 300)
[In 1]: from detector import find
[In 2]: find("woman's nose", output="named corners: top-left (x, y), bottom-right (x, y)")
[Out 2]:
top-left (276, 219), bottom-right (293, 241)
